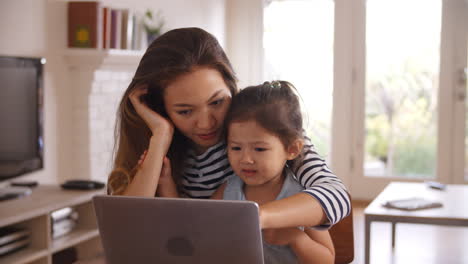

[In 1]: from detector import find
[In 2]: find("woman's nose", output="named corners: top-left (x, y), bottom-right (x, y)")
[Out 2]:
top-left (196, 109), bottom-right (215, 130)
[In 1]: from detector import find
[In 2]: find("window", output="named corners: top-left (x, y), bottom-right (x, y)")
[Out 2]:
top-left (264, 0), bottom-right (335, 158)
top-left (364, 0), bottom-right (441, 179)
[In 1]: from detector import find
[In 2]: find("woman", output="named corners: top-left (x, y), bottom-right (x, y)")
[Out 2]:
top-left (108, 27), bottom-right (350, 229)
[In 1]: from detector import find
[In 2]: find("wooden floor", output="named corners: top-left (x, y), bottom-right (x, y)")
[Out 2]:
top-left (350, 201), bottom-right (468, 264)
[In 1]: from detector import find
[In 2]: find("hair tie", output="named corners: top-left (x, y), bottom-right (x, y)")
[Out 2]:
top-left (271, 81), bottom-right (281, 89)
top-left (263, 81), bottom-right (281, 89)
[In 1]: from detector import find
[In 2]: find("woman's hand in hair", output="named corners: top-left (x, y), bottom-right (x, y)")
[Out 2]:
top-left (129, 84), bottom-right (174, 141)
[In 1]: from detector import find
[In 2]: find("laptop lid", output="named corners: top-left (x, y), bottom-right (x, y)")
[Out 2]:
top-left (93, 195), bottom-right (264, 264)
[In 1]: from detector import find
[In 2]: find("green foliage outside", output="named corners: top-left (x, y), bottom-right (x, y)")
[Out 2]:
top-left (365, 57), bottom-right (437, 178)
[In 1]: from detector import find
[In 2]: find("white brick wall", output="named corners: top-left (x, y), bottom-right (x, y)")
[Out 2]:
top-left (88, 70), bottom-right (132, 182)
top-left (65, 50), bottom-right (142, 182)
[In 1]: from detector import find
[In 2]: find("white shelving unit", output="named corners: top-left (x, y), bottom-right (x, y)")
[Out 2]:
top-left (63, 48), bottom-right (144, 70)
top-left (0, 185), bottom-right (105, 264)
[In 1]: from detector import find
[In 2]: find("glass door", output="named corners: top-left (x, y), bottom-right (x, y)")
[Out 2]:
top-left (349, 0), bottom-right (468, 199)
top-left (363, 0), bottom-right (441, 180)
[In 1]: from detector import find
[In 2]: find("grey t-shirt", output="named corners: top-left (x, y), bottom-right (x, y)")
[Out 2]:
top-left (223, 170), bottom-right (305, 264)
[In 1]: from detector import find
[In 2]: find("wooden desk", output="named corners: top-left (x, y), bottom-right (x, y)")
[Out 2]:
top-left (364, 182), bottom-right (468, 264)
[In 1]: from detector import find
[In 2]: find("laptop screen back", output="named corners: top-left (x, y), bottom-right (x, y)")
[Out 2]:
top-left (93, 195), bottom-right (264, 264)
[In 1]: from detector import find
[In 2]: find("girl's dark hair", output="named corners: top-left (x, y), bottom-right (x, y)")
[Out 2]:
top-left (225, 81), bottom-right (304, 168)
top-left (108, 27), bottom-right (238, 195)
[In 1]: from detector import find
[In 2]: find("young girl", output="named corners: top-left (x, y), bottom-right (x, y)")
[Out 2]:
top-left (211, 81), bottom-right (335, 263)
top-left (108, 27), bottom-right (350, 230)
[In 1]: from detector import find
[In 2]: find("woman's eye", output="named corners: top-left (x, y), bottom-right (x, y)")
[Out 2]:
top-left (177, 110), bottom-right (192, 116)
top-left (230, 146), bottom-right (241, 151)
top-left (255, 148), bottom-right (267, 152)
top-left (210, 98), bottom-right (224, 106)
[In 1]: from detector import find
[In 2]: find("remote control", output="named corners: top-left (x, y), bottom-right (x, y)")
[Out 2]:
top-left (11, 181), bottom-right (38, 188)
top-left (426, 181), bottom-right (446, 190)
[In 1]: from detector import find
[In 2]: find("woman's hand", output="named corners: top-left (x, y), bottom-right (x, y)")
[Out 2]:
top-left (129, 84), bottom-right (174, 139)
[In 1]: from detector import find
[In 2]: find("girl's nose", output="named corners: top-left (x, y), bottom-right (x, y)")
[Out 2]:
top-left (240, 151), bottom-right (254, 164)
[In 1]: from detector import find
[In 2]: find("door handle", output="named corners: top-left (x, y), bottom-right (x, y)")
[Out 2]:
top-left (456, 68), bottom-right (467, 101)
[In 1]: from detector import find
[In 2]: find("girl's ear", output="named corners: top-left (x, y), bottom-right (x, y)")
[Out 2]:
top-left (286, 139), bottom-right (304, 160)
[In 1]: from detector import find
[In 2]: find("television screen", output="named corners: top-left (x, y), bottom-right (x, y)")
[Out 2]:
top-left (0, 56), bottom-right (44, 181)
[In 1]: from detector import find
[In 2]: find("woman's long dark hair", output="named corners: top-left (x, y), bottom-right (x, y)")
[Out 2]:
top-left (108, 28), bottom-right (238, 195)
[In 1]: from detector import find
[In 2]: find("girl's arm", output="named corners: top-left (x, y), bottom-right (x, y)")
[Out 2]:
top-left (260, 137), bottom-right (351, 229)
top-left (291, 228), bottom-right (335, 264)
top-left (263, 227), bottom-right (334, 264)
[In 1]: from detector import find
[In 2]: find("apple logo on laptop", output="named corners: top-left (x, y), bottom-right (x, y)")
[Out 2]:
top-left (166, 236), bottom-right (194, 256)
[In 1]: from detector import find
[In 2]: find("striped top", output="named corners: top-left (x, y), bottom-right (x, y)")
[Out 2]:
top-left (182, 137), bottom-right (351, 228)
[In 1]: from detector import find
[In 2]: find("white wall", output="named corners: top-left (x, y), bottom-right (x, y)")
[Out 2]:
top-left (0, 0), bottom-right (65, 185)
top-left (225, 0), bottom-right (264, 88)
top-left (0, 0), bottom-right (228, 185)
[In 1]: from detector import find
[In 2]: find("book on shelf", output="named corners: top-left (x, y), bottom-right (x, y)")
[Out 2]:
top-left (52, 218), bottom-right (77, 239)
top-left (115, 8), bottom-right (136, 50)
top-left (131, 13), bottom-right (138, 50)
top-left (67, 1), bottom-right (102, 48)
top-left (110, 8), bottom-right (122, 49)
top-left (51, 207), bottom-right (79, 223)
top-left (51, 207), bottom-right (79, 239)
top-left (102, 7), bottom-right (111, 49)
top-left (0, 237), bottom-right (29, 257)
top-left (121, 9), bottom-right (130, 49)
top-left (0, 227), bottom-right (30, 247)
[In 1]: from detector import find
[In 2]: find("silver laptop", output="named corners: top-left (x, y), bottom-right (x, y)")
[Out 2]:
top-left (93, 195), bottom-right (264, 264)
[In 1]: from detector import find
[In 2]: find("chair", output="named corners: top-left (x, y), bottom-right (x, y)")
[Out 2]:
top-left (329, 209), bottom-right (354, 264)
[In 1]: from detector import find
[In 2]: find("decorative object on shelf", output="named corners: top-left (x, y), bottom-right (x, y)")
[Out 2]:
top-left (143, 9), bottom-right (165, 45)
top-left (60, 180), bottom-right (105, 190)
top-left (51, 207), bottom-right (79, 239)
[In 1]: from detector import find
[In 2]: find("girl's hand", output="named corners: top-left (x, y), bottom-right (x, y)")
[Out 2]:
top-left (129, 84), bottom-right (174, 138)
top-left (262, 227), bottom-right (304, 246)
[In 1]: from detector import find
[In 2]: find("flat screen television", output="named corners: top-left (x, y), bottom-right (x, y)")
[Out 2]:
top-left (0, 56), bottom-right (44, 181)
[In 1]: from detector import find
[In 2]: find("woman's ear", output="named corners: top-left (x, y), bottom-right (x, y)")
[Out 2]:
top-left (286, 139), bottom-right (304, 160)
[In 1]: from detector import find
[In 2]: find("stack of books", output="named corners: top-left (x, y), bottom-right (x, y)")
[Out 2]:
top-left (0, 227), bottom-right (30, 257)
top-left (68, 1), bottom-right (145, 50)
top-left (51, 207), bottom-right (79, 239)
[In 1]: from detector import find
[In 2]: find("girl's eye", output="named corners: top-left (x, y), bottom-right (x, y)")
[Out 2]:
top-left (230, 146), bottom-right (241, 151)
top-left (177, 109), bottom-right (192, 116)
top-left (210, 98), bottom-right (224, 106)
top-left (255, 148), bottom-right (267, 152)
